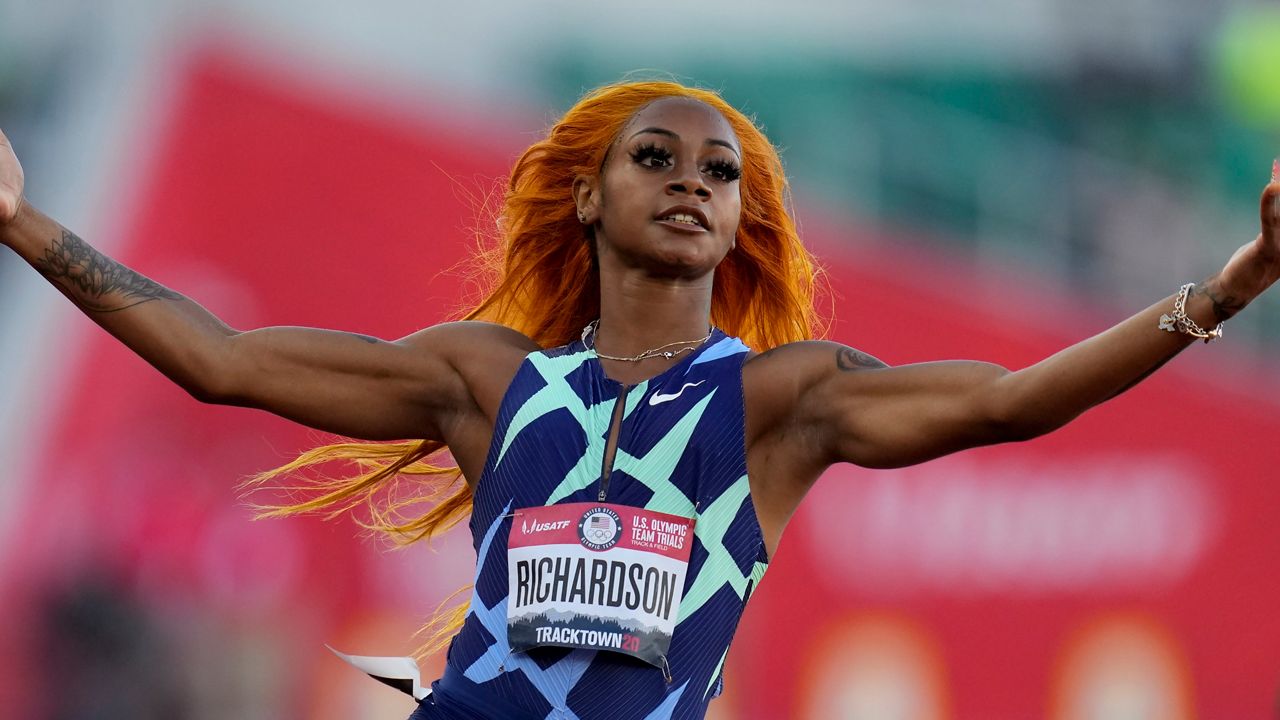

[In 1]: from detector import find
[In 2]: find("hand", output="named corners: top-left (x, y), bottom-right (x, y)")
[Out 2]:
top-left (1211, 163), bottom-right (1280, 315)
top-left (0, 127), bottom-right (26, 229)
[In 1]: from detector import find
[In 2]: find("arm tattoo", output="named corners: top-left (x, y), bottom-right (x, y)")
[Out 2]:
top-left (1193, 280), bottom-right (1245, 322)
top-left (1108, 280), bottom-right (1237, 400)
top-left (836, 347), bottom-right (888, 371)
top-left (34, 229), bottom-right (181, 313)
top-left (345, 332), bottom-right (381, 344)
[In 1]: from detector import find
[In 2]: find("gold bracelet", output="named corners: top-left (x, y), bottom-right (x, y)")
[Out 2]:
top-left (1158, 283), bottom-right (1224, 343)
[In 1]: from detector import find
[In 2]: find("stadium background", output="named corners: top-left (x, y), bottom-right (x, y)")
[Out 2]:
top-left (1, 1), bottom-right (1278, 717)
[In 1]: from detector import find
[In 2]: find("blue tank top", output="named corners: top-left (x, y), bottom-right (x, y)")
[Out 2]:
top-left (441, 329), bottom-right (769, 719)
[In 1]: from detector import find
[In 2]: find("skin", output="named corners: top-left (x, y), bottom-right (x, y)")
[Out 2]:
top-left (2, 102), bottom-right (1279, 561)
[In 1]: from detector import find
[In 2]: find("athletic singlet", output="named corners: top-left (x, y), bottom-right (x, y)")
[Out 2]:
top-left (434, 329), bottom-right (769, 720)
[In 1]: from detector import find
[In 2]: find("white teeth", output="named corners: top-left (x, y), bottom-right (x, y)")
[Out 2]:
top-left (661, 213), bottom-right (702, 226)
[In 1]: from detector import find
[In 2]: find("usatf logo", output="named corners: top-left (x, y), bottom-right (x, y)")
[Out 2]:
top-left (520, 518), bottom-right (571, 535)
top-left (578, 506), bottom-right (622, 551)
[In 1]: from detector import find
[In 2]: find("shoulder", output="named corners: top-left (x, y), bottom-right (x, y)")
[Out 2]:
top-left (395, 320), bottom-right (540, 363)
top-left (743, 339), bottom-right (889, 441)
top-left (392, 321), bottom-right (542, 416)
top-left (744, 339), bottom-right (888, 386)
top-left (396, 320), bottom-right (538, 348)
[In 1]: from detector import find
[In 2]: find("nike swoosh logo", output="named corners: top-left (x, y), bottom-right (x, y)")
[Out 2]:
top-left (649, 380), bottom-right (705, 406)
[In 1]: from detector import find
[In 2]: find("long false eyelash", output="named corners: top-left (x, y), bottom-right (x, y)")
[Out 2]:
top-left (630, 143), bottom-right (672, 166)
top-left (704, 159), bottom-right (742, 182)
top-left (630, 142), bottom-right (742, 182)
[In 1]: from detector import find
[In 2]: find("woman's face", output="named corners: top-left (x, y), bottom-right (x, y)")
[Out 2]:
top-left (581, 97), bottom-right (743, 279)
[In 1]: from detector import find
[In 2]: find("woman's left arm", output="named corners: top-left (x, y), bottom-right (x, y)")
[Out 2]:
top-left (801, 177), bottom-right (1280, 470)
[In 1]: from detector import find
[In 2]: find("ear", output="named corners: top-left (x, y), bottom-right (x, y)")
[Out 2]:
top-left (572, 173), bottom-right (600, 225)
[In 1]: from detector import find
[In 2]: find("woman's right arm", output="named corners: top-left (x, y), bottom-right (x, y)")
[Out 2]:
top-left (0, 129), bottom-right (507, 442)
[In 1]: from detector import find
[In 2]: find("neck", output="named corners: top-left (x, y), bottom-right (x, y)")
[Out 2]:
top-left (594, 268), bottom-right (713, 363)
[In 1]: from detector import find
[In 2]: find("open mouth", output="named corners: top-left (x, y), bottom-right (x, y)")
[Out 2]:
top-left (656, 208), bottom-right (708, 231)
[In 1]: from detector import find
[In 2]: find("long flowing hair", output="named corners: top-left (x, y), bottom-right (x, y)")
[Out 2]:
top-left (247, 80), bottom-right (823, 654)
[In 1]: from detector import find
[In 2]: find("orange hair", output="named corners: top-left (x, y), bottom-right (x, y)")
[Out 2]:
top-left (247, 79), bottom-right (823, 654)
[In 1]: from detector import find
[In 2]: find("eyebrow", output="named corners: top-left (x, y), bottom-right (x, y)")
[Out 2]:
top-left (629, 127), bottom-right (740, 157)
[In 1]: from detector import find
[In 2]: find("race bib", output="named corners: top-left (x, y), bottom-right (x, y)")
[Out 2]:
top-left (507, 502), bottom-right (694, 666)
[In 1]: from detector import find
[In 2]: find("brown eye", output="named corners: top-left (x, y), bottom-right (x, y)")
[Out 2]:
top-left (703, 159), bottom-right (742, 182)
top-left (631, 144), bottom-right (672, 168)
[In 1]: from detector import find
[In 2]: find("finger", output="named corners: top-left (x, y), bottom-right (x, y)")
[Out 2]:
top-left (1266, 158), bottom-right (1280, 231)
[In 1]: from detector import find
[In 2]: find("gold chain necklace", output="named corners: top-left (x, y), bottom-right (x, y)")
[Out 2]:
top-left (581, 320), bottom-right (713, 363)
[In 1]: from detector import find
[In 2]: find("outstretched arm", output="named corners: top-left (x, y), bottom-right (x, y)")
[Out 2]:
top-left (783, 174), bottom-right (1280, 470)
top-left (0, 128), bottom-right (523, 443)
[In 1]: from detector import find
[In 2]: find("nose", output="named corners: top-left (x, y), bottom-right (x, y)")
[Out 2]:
top-left (665, 160), bottom-right (711, 200)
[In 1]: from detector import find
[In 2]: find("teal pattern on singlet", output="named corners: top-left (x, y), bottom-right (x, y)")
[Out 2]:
top-left (440, 329), bottom-right (769, 719)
